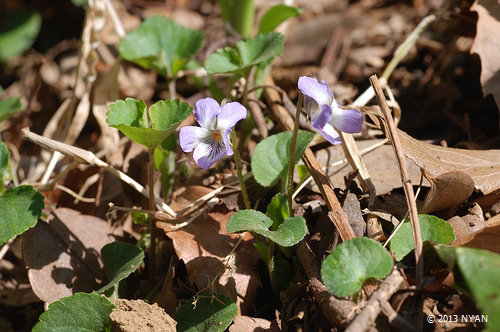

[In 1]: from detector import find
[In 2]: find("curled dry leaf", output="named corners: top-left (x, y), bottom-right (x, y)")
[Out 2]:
top-left (448, 203), bottom-right (485, 242)
top-left (156, 186), bottom-right (261, 314)
top-left (397, 130), bottom-right (500, 195)
top-left (22, 208), bottom-right (122, 304)
top-left (471, 0), bottom-right (500, 109)
top-left (420, 171), bottom-right (475, 213)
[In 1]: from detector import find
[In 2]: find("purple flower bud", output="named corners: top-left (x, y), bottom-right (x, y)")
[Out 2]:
top-left (298, 76), bottom-right (363, 145)
top-left (179, 98), bottom-right (247, 169)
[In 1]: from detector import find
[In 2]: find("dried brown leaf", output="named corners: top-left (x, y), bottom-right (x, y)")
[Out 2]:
top-left (471, 0), bottom-right (500, 109)
top-left (421, 171), bottom-right (475, 213)
top-left (398, 130), bottom-right (500, 195)
top-left (156, 186), bottom-right (261, 314)
top-left (452, 212), bottom-right (500, 253)
top-left (22, 208), bottom-right (121, 304)
top-left (229, 316), bottom-right (278, 332)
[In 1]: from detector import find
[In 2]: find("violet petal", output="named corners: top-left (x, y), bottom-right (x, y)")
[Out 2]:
top-left (330, 108), bottom-right (363, 134)
top-left (179, 126), bottom-right (209, 152)
top-left (194, 98), bottom-right (220, 129)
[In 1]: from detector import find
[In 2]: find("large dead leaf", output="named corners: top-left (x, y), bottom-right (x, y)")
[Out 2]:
top-left (22, 208), bottom-right (122, 304)
top-left (471, 0), bottom-right (500, 109)
top-left (398, 130), bottom-right (500, 195)
top-left (421, 171), bottom-right (475, 213)
top-left (229, 316), bottom-right (278, 332)
top-left (156, 186), bottom-right (261, 314)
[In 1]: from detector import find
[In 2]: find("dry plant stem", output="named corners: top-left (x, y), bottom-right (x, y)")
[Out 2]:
top-left (231, 129), bottom-right (250, 210)
top-left (345, 268), bottom-right (410, 332)
top-left (287, 93), bottom-right (303, 217)
top-left (297, 240), bottom-right (356, 327)
top-left (264, 77), bottom-right (355, 241)
top-left (21, 128), bottom-right (177, 218)
top-left (148, 149), bottom-right (156, 277)
top-left (369, 75), bottom-right (423, 325)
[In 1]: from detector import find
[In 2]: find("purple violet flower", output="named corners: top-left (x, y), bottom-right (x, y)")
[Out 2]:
top-left (179, 98), bottom-right (247, 169)
top-left (298, 76), bottom-right (363, 145)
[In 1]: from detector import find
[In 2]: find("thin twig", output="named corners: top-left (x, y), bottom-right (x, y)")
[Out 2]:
top-left (369, 75), bottom-right (423, 329)
top-left (345, 268), bottom-right (411, 332)
top-left (231, 130), bottom-right (250, 210)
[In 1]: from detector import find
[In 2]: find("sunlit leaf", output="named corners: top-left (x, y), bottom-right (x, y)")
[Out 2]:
top-left (390, 214), bottom-right (455, 261)
top-left (106, 98), bottom-right (192, 150)
top-left (32, 293), bottom-right (114, 332)
top-left (0, 9), bottom-right (41, 62)
top-left (0, 97), bottom-right (22, 122)
top-left (205, 32), bottom-right (285, 74)
top-left (119, 15), bottom-right (203, 77)
top-left (321, 237), bottom-right (393, 297)
top-left (435, 245), bottom-right (500, 332)
top-left (97, 242), bottom-right (144, 294)
top-left (0, 185), bottom-right (44, 244)
top-left (251, 130), bottom-right (314, 187)
top-left (176, 293), bottom-right (237, 332)
top-left (258, 4), bottom-right (303, 34)
top-left (227, 209), bottom-right (306, 247)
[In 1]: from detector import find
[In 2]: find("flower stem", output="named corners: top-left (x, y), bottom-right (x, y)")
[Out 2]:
top-left (148, 149), bottom-right (156, 277)
top-left (168, 78), bottom-right (177, 100)
top-left (231, 129), bottom-right (250, 210)
top-left (241, 70), bottom-right (250, 107)
top-left (287, 93), bottom-right (303, 217)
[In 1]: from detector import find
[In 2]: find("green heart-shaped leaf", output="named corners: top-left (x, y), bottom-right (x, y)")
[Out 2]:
top-left (251, 130), bottom-right (314, 187)
top-left (390, 214), bottom-right (456, 261)
top-left (119, 15), bottom-right (203, 77)
top-left (176, 294), bottom-right (237, 332)
top-left (97, 241), bottom-right (144, 294)
top-left (0, 9), bottom-right (41, 62)
top-left (205, 32), bottom-right (285, 74)
top-left (434, 245), bottom-right (500, 332)
top-left (321, 237), bottom-right (393, 297)
top-left (0, 97), bottom-right (22, 122)
top-left (32, 293), bottom-right (115, 332)
top-left (266, 193), bottom-right (289, 230)
top-left (0, 185), bottom-right (44, 244)
top-left (106, 98), bottom-right (192, 150)
top-left (227, 209), bottom-right (307, 247)
top-left (258, 4), bottom-right (303, 34)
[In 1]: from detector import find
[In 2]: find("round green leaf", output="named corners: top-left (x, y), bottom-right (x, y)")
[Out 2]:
top-left (33, 292), bottom-right (115, 332)
top-left (119, 15), bottom-right (203, 77)
top-left (106, 98), bottom-right (192, 150)
top-left (0, 97), bottom-right (22, 122)
top-left (251, 130), bottom-right (314, 187)
top-left (176, 294), bottom-right (237, 332)
top-left (97, 242), bottom-right (144, 294)
top-left (321, 237), bottom-right (393, 297)
top-left (390, 214), bottom-right (456, 261)
top-left (434, 245), bottom-right (500, 331)
top-left (226, 209), bottom-right (307, 247)
top-left (258, 4), bottom-right (303, 34)
top-left (0, 9), bottom-right (41, 62)
top-left (0, 185), bottom-right (44, 244)
top-left (204, 32), bottom-right (285, 75)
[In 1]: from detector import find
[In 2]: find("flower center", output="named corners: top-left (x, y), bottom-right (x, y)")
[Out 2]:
top-left (213, 131), bottom-right (222, 141)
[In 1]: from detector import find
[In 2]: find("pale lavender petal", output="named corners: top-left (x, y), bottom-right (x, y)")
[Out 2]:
top-left (193, 139), bottom-right (227, 169)
top-left (222, 128), bottom-right (234, 156)
top-left (179, 126), bottom-right (209, 152)
top-left (330, 108), bottom-right (363, 133)
top-left (216, 102), bottom-right (247, 131)
top-left (319, 123), bottom-right (342, 145)
top-left (194, 98), bottom-right (220, 129)
top-left (311, 104), bottom-right (333, 131)
top-left (298, 76), bottom-right (333, 107)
